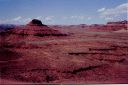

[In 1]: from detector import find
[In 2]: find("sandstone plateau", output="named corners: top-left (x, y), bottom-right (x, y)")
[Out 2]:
top-left (0, 20), bottom-right (128, 84)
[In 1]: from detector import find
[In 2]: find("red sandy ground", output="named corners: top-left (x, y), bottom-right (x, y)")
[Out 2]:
top-left (0, 24), bottom-right (128, 84)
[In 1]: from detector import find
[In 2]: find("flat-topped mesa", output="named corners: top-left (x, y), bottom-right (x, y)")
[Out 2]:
top-left (107, 20), bottom-right (128, 25)
top-left (107, 20), bottom-right (128, 30)
top-left (27, 19), bottom-right (46, 26)
top-left (0, 19), bottom-right (68, 42)
top-left (86, 20), bottom-right (128, 31)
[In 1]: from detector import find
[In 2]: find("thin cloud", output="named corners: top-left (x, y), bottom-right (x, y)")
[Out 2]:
top-left (61, 16), bottom-right (92, 20)
top-left (35, 16), bottom-right (43, 20)
top-left (87, 17), bottom-right (92, 20)
top-left (22, 18), bottom-right (32, 23)
top-left (0, 16), bottom-right (22, 24)
top-left (105, 17), bottom-right (113, 21)
top-left (12, 16), bottom-right (22, 21)
top-left (98, 3), bottom-right (128, 17)
top-left (98, 3), bottom-right (128, 21)
top-left (70, 16), bottom-right (86, 20)
top-left (97, 8), bottom-right (106, 12)
top-left (43, 16), bottom-right (55, 24)
top-left (44, 16), bottom-right (55, 21)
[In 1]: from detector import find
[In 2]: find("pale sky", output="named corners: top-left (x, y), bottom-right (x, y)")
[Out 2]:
top-left (0, 0), bottom-right (127, 25)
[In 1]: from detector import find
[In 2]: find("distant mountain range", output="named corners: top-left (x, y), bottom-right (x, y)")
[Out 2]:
top-left (0, 24), bottom-right (16, 29)
top-left (0, 20), bottom-right (127, 32)
top-left (0, 24), bottom-right (16, 32)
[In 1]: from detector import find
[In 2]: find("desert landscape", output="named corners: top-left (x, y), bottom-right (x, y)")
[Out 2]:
top-left (0, 19), bottom-right (128, 84)
top-left (0, 0), bottom-right (128, 84)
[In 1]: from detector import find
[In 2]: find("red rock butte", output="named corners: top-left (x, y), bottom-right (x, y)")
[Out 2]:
top-left (0, 19), bottom-right (67, 42)
top-left (27, 19), bottom-right (46, 26)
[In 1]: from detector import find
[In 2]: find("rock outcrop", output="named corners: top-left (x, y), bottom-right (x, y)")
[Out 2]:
top-left (0, 19), bottom-right (67, 42)
top-left (107, 20), bottom-right (128, 30)
top-left (27, 19), bottom-right (45, 26)
top-left (87, 20), bottom-right (128, 31)
top-left (0, 20), bottom-right (128, 83)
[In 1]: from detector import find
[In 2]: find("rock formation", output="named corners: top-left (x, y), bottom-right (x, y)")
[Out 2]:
top-left (107, 20), bottom-right (128, 30)
top-left (87, 20), bottom-right (128, 31)
top-left (0, 19), bottom-right (67, 46)
top-left (27, 19), bottom-right (46, 26)
top-left (0, 19), bottom-right (128, 83)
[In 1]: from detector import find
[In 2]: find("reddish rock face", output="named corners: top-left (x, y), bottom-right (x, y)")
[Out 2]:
top-left (0, 20), bottom-right (128, 84)
top-left (86, 20), bottom-right (128, 32)
top-left (107, 20), bottom-right (128, 25)
top-left (107, 20), bottom-right (128, 30)
top-left (0, 19), bottom-right (67, 42)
